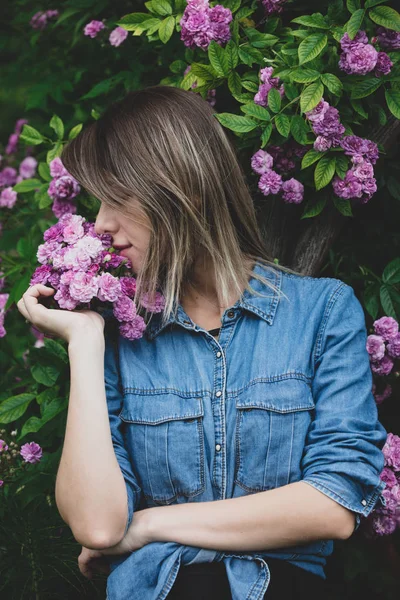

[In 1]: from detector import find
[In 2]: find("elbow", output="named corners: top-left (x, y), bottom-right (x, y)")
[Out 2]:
top-left (73, 527), bottom-right (125, 550)
top-left (332, 509), bottom-right (356, 540)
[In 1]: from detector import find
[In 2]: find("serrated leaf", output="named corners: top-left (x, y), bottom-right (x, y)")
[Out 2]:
top-left (208, 40), bottom-right (229, 77)
top-left (0, 393), bottom-right (35, 424)
top-left (31, 364), bottom-right (60, 387)
top-left (300, 196), bottom-right (327, 219)
top-left (290, 68), bottom-right (321, 83)
top-left (38, 162), bottom-right (51, 181)
top-left (387, 176), bottom-right (400, 201)
top-left (369, 6), bottom-right (400, 32)
top-left (19, 124), bottom-right (44, 146)
top-left (283, 83), bottom-right (299, 102)
top-left (290, 115), bottom-right (309, 144)
top-left (351, 78), bottom-right (382, 99)
top-left (335, 154), bottom-right (349, 179)
top-left (268, 88), bottom-right (281, 113)
top-left (38, 189), bottom-right (53, 209)
top-left (302, 148), bottom-right (326, 169)
top-left (275, 114), bottom-right (290, 138)
top-left (382, 258), bottom-right (400, 284)
top-left (241, 79), bottom-right (259, 93)
top-left (321, 73), bottom-right (343, 95)
top-left (346, 9), bottom-right (365, 39)
top-left (190, 62), bottom-right (217, 82)
top-left (158, 15), bottom-right (175, 43)
top-left (225, 40), bottom-right (239, 70)
top-left (300, 81), bottom-right (324, 113)
top-left (347, 0), bottom-right (361, 12)
top-left (148, 0), bottom-right (172, 16)
top-left (363, 282), bottom-right (380, 320)
top-left (214, 113), bottom-right (258, 133)
top-left (365, 0), bottom-right (389, 7)
top-left (241, 102), bottom-right (271, 120)
top-left (49, 115), bottom-right (64, 140)
top-left (227, 71), bottom-right (242, 96)
top-left (380, 284), bottom-right (400, 319)
top-left (314, 156), bottom-right (336, 190)
top-left (291, 14), bottom-right (329, 29)
top-left (385, 89), bottom-right (400, 118)
top-left (13, 178), bottom-right (41, 193)
top-left (47, 141), bottom-right (63, 164)
top-left (43, 338), bottom-right (69, 363)
top-left (298, 34), bottom-right (327, 65)
top-left (332, 196), bottom-right (353, 216)
top-left (260, 123), bottom-right (273, 147)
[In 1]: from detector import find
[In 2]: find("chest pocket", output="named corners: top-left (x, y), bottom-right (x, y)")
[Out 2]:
top-left (119, 392), bottom-right (206, 504)
top-left (234, 378), bottom-right (315, 493)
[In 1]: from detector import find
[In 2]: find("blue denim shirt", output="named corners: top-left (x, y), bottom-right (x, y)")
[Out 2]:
top-left (103, 261), bottom-right (386, 600)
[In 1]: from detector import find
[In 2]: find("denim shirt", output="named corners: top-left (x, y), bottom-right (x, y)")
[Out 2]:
top-left (103, 261), bottom-right (386, 600)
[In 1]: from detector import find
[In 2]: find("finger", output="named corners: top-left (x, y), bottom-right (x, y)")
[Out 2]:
top-left (22, 284), bottom-right (55, 323)
top-left (17, 298), bottom-right (29, 321)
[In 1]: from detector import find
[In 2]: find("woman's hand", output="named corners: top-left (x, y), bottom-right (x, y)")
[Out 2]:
top-left (78, 546), bottom-right (111, 580)
top-left (17, 283), bottom-right (105, 344)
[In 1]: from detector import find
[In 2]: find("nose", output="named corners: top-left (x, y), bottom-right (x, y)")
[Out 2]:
top-left (94, 203), bottom-right (117, 237)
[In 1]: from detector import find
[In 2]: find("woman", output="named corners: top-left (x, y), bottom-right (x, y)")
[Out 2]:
top-left (17, 85), bottom-right (387, 600)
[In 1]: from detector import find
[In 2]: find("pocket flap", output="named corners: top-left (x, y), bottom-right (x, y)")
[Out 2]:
top-left (119, 393), bottom-right (204, 424)
top-left (235, 378), bottom-right (314, 413)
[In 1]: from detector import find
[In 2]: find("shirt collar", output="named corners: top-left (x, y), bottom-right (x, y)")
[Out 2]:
top-left (145, 261), bottom-right (283, 341)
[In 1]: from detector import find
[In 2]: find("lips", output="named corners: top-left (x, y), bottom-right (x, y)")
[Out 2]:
top-left (113, 244), bottom-right (132, 251)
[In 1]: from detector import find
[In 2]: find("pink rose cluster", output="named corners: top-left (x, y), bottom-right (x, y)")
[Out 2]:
top-left (366, 316), bottom-right (400, 377)
top-left (83, 20), bottom-right (128, 47)
top-left (0, 438), bottom-right (42, 489)
top-left (339, 31), bottom-right (392, 77)
top-left (183, 65), bottom-right (217, 107)
top-left (47, 157), bottom-right (80, 218)
top-left (305, 97), bottom-right (345, 151)
top-left (30, 212), bottom-right (166, 341)
top-left (367, 433), bottom-right (400, 537)
top-left (30, 9), bottom-right (59, 31)
top-left (260, 0), bottom-right (287, 16)
top-left (267, 142), bottom-right (308, 175)
top-left (254, 67), bottom-right (285, 108)
top-left (251, 149), bottom-right (304, 204)
top-left (180, 0), bottom-right (232, 50)
top-left (5, 118), bottom-right (28, 155)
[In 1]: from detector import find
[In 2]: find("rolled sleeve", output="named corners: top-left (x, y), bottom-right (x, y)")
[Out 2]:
top-left (104, 319), bottom-right (142, 536)
top-left (302, 282), bottom-right (387, 526)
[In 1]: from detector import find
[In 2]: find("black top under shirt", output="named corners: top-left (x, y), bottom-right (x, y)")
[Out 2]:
top-left (208, 327), bottom-right (221, 337)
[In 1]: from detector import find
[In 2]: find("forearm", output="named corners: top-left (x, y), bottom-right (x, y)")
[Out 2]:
top-left (146, 481), bottom-right (356, 552)
top-left (55, 332), bottom-right (128, 548)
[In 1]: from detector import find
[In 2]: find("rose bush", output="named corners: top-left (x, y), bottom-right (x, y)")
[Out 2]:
top-left (0, 0), bottom-right (400, 597)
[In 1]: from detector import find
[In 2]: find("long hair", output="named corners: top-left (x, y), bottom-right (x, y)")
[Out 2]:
top-left (61, 84), bottom-right (302, 328)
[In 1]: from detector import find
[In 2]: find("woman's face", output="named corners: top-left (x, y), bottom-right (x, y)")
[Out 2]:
top-left (94, 200), bottom-right (152, 275)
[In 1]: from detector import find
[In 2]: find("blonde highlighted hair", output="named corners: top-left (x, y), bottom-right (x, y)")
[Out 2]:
top-left (61, 84), bottom-right (303, 328)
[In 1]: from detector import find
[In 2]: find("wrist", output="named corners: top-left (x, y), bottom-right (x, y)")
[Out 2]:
top-left (68, 330), bottom-right (105, 354)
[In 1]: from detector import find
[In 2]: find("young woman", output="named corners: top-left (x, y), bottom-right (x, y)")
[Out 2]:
top-left (17, 86), bottom-right (387, 600)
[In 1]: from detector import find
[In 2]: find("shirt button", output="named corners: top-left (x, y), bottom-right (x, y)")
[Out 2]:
top-left (216, 390), bottom-right (222, 397)
top-left (216, 351), bottom-right (222, 358)
top-left (227, 310), bottom-right (235, 318)
top-left (361, 499), bottom-right (367, 506)
top-left (215, 444), bottom-right (221, 451)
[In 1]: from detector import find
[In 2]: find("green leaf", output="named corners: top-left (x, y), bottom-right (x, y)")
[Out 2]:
top-left (19, 124), bottom-right (44, 146)
top-left (13, 178), bottom-right (41, 193)
top-left (158, 15), bottom-right (175, 43)
top-left (369, 6), bottom-right (400, 31)
top-left (42, 338), bottom-right (69, 363)
top-left (382, 258), bottom-right (400, 284)
top-left (300, 81), bottom-right (324, 113)
top-left (38, 162), bottom-right (51, 182)
top-left (190, 62), bottom-right (217, 82)
top-left (290, 115), bottom-right (309, 145)
top-left (347, 0), bottom-right (361, 11)
top-left (314, 156), bottom-right (336, 190)
top-left (38, 190), bottom-right (53, 209)
top-left (225, 40), bottom-right (239, 70)
top-left (365, 0), bottom-right (389, 7)
top-left (363, 282), bottom-right (380, 320)
top-left (387, 176), bottom-right (400, 201)
top-left (241, 79), bottom-right (259, 93)
top-left (291, 14), bottom-right (329, 29)
top-left (20, 397), bottom-right (67, 438)
top-left (351, 78), bottom-right (382, 99)
top-left (31, 364), bottom-right (60, 387)
top-left (290, 68), bottom-right (321, 83)
top-left (332, 196), bottom-right (353, 216)
top-left (49, 115), bottom-right (64, 140)
top-left (47, 141), bottom-right (63, 164)
top-left (208, 40), bottom-right (229, 77)
top-left (351, 99), bottom-right (368, 119)
top-left (169, 60), bottom-right (187, 74)
top-left (346, 9), bottom-right (365, 39)
top-left (380, 284), bottom-right (400, 319)
top-left (241, 102), bottom-right (271, 121)
top-left (147, 0), bottom-right (172, 16)
top-left (17, 237), bottom-right (35, 260)
top-left (227, 71), bottom-right (242, 96)
top-left (385, 89), bottom-right (400, 119)
top-left (0, 393), bottom-right (35, 424)
top-left (283, 83), bottom-right (299, 102)
top-left (298, 34), bottom-right (327, 65)
top-left (261, 123), bottom-right (273, 147)
top-left (238, 44), bottom-right (264, 67)
top-left (302, 148), bottom-right (326, 169)
top-left (300, 196), bottom-right (327, 219)
top-left (335, 154), bottom-right (349, 179)
top-left (275, 114), bottom-right (290, 138)
top-left (321, 73), bottom-right (343, 95)
top-left (81, 72), bottom-right (131, 100)
top-left (268, 88), bottom-right (282, 113)
top-left (214, 113), bottom-right (258, 133)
